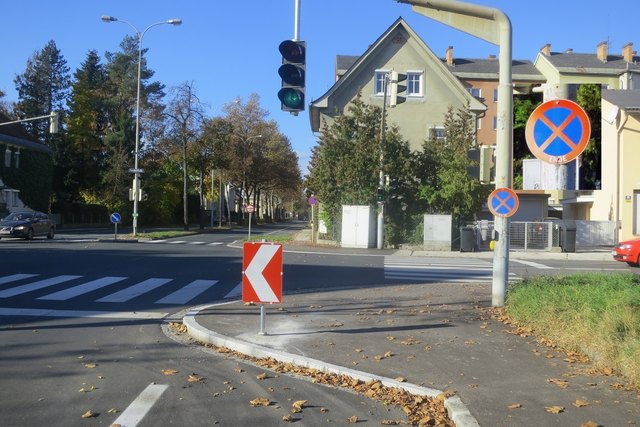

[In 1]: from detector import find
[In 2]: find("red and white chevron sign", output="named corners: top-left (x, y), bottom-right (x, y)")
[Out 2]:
top-left (242, 242), bottom-right (283, 303)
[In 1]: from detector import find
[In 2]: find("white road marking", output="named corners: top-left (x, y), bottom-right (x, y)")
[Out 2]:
top-left (0, 307), bottom-right (167, 319)
top-left (110, 383), bottom-right (169, 427)
top-left (37, 276), bottom-right (127, 300)
top-left (155, 279), bottom-right (218, 304)
top-left (0, 275), bottom-right (82, 298)
top-left (224, 282), bottom-right (242, 299)
top-left (96, 278), bottom-right (172, 303)
top-left (0, 273), bottom-right (39, 285)
top-left (511, 259), bottom-right (554, 269)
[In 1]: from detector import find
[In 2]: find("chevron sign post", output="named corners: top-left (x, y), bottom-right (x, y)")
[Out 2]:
top-left (242, 242), bottom-right (283, 304)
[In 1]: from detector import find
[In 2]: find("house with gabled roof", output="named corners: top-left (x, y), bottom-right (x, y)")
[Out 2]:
top-left (530, 42), bottom-right (640, 236)
top-left (0, 112), bottom-right (53, 215)
top-left (309, 17), bottom-right (487, 153)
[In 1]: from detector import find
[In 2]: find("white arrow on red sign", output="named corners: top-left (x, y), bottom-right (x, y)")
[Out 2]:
top-left (242, 242), bottom-right (282, 303)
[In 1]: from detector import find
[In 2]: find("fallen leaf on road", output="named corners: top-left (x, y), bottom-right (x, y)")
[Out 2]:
top-left (249, 397), bottom-right (271, 407)
top-left (187, 374), bottom-right (204, 383)
top-left (81, 410), bottom-right (96, 418)
top-left (84, 363), bottom-right (98, 369)
top-left (256, 372), bottom-right (269, 380)
top-left (291, 400), bottom-right (307, 412)
top-left (395, 377), bottom-right (406, 383)
top-left (282, 414), bottom-right (293, 422)
top-left (161, 369), bottom-right (178, 376)
top-left (544, 406), bottom-right (564, 414)
top-left (573, 399), bottom-right (590, 407)
top-left (347, 415), bottom-right (359, 423)
top-left (507, 403), bottom-right (522, 409)
top-left (548, 378), bottom-right (569, 388)
top-left (580, 422), bottom-right (601, 427)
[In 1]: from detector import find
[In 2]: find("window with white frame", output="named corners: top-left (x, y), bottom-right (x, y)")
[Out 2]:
top-left (430, 126), bottom-right (446, 141)
top-left (467, 87), bottom-right (481, 98)
top-left (476, 117), bottom-right (482, 130)
top-left (406, 71), bottom-right (423, 96)
top-left (374, 71), bottom-right (389, 96)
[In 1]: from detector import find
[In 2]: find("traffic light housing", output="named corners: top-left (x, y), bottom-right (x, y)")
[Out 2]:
top-left (278, 40), bottom-right (306, 113)
top-left (376, 187), bottom-right (385, 203)
top-left (389, 71), bottom-right (407, 107)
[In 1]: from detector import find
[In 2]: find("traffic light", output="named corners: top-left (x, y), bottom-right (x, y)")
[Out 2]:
top-left (376, 187), bottom-right (385, 203)
top-left (389, 71), bottom-right (407, 107)
top-left (278, 40), bottom-right (306, 113)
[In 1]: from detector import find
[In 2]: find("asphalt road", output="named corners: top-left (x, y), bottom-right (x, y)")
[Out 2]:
top-left (0, 223), bottom-right (634, 426)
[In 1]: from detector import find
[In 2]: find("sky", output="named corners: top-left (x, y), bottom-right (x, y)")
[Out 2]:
top-left (1, 0), bottom-right (637, 175)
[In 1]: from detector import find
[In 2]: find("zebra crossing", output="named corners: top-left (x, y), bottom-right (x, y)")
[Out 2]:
top-left (384, 256), bottom-right (520, 283)
top-left (0, 273), bottom-right (239, 315)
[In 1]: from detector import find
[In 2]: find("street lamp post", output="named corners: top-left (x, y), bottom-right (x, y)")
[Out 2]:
top-left (101, 15), bottom-right (182, 236)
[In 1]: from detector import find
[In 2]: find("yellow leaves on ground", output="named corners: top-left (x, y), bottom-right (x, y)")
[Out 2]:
top-left (544, 405), bottom-right (565, 414)
top-left (547, 378), bottom-right (570, 389)
top-left (256, 372), bottom-right (269, 380)
top-left (573, 399), bottom-right (590, 407)
top-left (161, 369), bottom-right (178, 376)
top-left (80, 410), bottom-right (96, 418)
top-left (187, 373), bottom-right (204, 383)
top-left (291, 400), bottom-right (307, 413)
top-left (507, 403), bottom-right (522, 409)
top-left (249, 397), bottom-right (271, 407)
top-left (83, 363), bottom-right (98, 369)
top-left (347, 415), bottom-right (359, 423)
top-left (168, 321), bottom-right (187, 334)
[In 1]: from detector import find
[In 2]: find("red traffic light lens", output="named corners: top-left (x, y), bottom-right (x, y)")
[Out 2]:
top-left (279, 40), bottom-right (305, 63)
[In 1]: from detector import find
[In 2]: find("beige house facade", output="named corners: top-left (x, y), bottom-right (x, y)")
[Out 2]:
top-left (309, 18), bottom-right (486, 153)
top-left (593, 90), bottom-right (640, 240)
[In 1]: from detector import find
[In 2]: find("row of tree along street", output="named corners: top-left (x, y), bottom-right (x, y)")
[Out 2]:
top-left (0, 38), bottom-right (302, 228)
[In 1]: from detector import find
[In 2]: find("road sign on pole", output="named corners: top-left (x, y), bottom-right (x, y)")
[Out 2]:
top-left (525, 98), bottom-right (591, 164)
top-left (242, 242), bottom-right (283, 304)
top-left (488, 188), bottom-right (519, 218)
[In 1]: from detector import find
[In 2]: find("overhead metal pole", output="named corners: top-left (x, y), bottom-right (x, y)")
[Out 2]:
top-left (396, 0), bottom-right (513, 306)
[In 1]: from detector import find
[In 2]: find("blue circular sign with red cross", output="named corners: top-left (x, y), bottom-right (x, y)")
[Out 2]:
top-left (525, 99), bottom-right (591, 164)
top-left (488, 188), bottom-right (519, 218)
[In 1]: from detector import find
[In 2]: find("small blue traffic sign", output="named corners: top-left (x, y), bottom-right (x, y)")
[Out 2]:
top-left (111, 212), bottom-right (122, 224)
top-left (488, 188), bottom-right (519, 218)
top-left (525, 99), bottom-right (591, 164)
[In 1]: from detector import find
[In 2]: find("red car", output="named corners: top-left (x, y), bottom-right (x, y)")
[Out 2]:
top-left (611, 238), bottom-right (640, 267)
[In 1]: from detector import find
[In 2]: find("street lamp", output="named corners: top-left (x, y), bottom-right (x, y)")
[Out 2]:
top-left (101, 15), bottom-right (182, 236)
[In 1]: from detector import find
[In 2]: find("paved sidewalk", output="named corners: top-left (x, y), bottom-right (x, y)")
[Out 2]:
top-left (185, 282), bottom-right (639, 427)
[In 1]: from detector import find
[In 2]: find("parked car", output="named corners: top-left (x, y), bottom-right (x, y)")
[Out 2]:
top-left (611, 238), bottom-right (640, 267)
top-left (0, 211), bottom-right (55, 240)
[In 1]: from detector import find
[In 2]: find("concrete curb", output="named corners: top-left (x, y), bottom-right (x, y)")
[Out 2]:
top-left (183, 303), bottom-right (480, 427)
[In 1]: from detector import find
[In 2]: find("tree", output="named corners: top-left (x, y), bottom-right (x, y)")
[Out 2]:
top-left (65, 50), bottom-right (109, 203)
top-left (416, 105), bottom-right (491, 226)
top-left (13, 40), bottom-right (71, 207)
top-left (163, 81), bottom-right (206, 230)
top-left (307, 95), bottom-right (414, 244)
top-left (576, 84), bottom-right (601, 189)
top-left (512, 95), bottom-right (541, 189)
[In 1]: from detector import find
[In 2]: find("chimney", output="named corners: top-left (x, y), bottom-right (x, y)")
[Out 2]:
top-left (446, 46), bottom-right (454, 66)
top-left (540, 43), bottom-right (551, 56)
top-left (597, 41), bottom-right (608, 62)
top-left (622, 42), bottom-right (635, 62)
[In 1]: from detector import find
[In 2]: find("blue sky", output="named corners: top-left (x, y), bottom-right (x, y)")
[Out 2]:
top-left (1, 1), bottom-right (636, 175)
